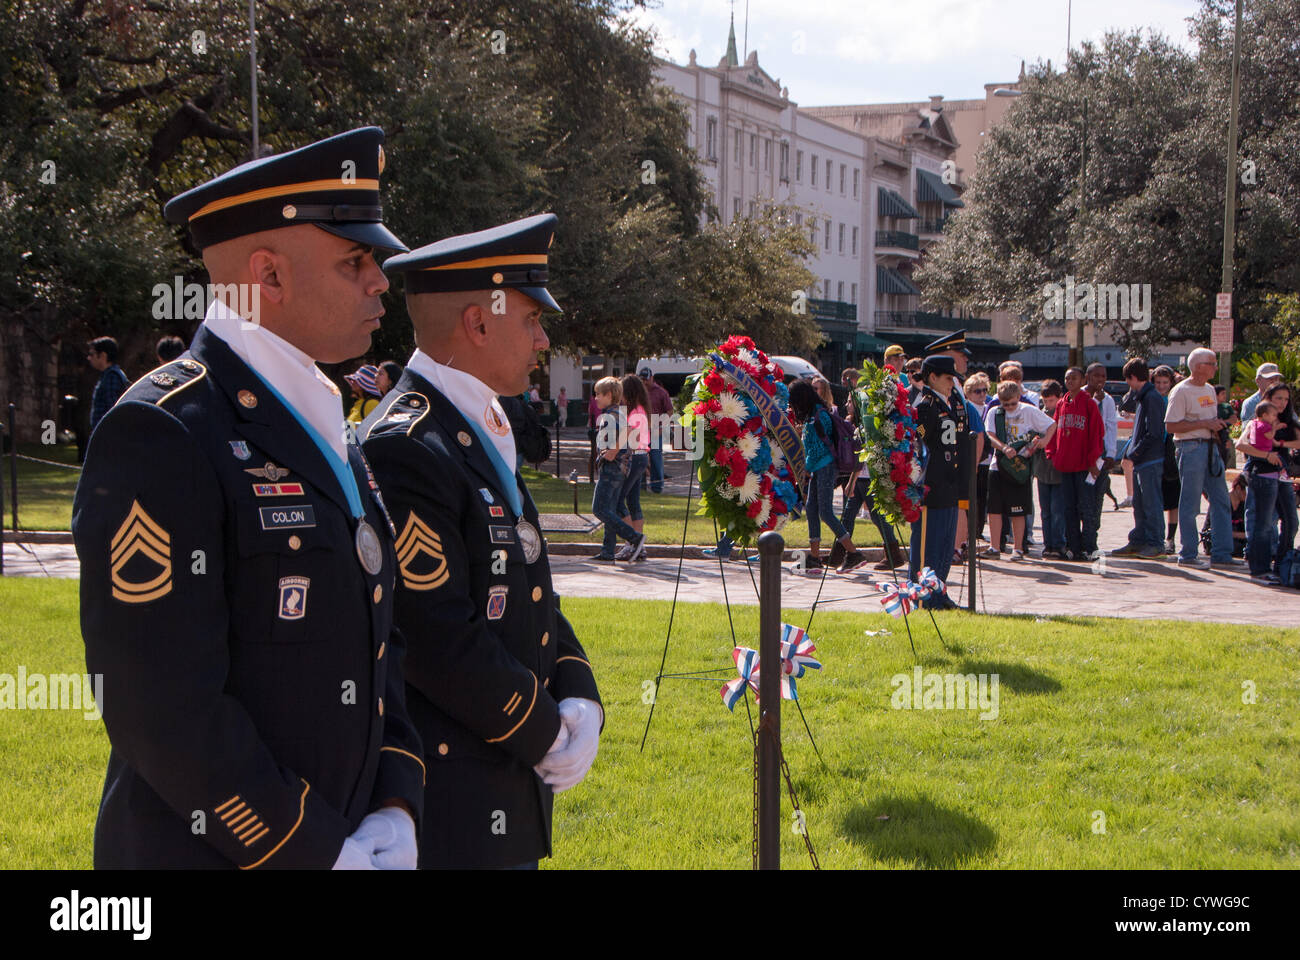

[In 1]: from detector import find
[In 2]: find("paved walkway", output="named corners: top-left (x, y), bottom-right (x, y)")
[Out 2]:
top-left (4, 505), bottom-right (1289, 626)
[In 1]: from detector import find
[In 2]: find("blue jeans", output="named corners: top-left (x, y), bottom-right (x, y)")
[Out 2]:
top-left (1037, 480), bottom-right (1066, 552)
top-left (840, 477), bottom-right (899, 548)
top-left (1175, 440), bottom-right (1232, 562)
top-left (805, 463), bottom-right (848, 543)
top-left (1246, 474), bottom-right (1279, 575)
top-left (618, 452), bottom-right (648, 522)
top-left (1060, 470), bottom-right (1099, 557)
top-left (1274, 479), bottom-right (1298, 572)
top-left (908, 505), bottom-right (958, 605)
top-left (647, 446), bottom-right (664, 493)
top-left (1128, 459), bottom-right (1165, 550)
top-left (592, 459), bottom-right (639, 555)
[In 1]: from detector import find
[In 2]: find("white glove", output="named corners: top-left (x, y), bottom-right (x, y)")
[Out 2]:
top-left (351, 806), bottom-right (419, 870)
top-left (332, 836), bottom-right (379, 870)
top-left (533, 717), bottom-right (571, 780)
top-left (534, 698), bottom-right (601, 793)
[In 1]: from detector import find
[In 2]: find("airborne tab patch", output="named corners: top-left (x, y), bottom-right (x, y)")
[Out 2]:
top-left (110, 500), bottom-right (173, 603)
top-left (394, 512), bottom-right (450, 591)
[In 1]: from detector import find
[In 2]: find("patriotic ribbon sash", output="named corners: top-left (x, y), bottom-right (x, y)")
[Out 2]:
top-left (720, 646), bottom-right (761, 711)
top-left (779, 623), bottom-right (821, 677)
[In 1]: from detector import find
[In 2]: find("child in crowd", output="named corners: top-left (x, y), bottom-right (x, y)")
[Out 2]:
top-left (615, 374), bottom-right (651, 560)
top-left (1034, 380), bottom-right (1067, 558)
top-left (589, 376), bottom-right (646, 563)
top-left (1236, 401), bottom-right (1284, 582)
top-left (789, 380), bottom-right (863, 572)
top-left (1152, 365), bottom-right (1180, 552)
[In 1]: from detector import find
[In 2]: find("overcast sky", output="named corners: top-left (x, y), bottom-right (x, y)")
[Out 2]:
top-left (625, 0), bottom-right (1202, 105)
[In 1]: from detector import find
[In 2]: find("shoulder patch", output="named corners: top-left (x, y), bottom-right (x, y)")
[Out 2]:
top-left (366, 391), bottom-right (432, 440)
top-left (120, 359), bottom-right (207, 408)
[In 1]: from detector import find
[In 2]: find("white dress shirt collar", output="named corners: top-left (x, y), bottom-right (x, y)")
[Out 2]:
top-left (201, 298), bottom-right (348, 463)
top-left (406, 349), bottom-right (516, 472)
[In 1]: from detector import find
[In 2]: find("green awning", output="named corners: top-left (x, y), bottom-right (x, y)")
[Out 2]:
top-left (877, 186), bottom-right (919, 219)
top-left (917, 169), bottom-right (964, 208)
top-left (877, 265), bottom-right (922, 297)
top-left (855, 333), bottom-right (895, 352)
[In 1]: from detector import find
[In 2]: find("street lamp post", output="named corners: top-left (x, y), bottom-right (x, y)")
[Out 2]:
top-left (1218, 0), bottom-right (1244, 392)
top-left (995, 85), bottom-right (1089, 369)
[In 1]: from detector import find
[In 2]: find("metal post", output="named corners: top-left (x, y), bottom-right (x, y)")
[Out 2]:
top-left (966, 432), bottom-right (978, 611)
top-left (757, 530), bottom-right (783, 870)
top-left (248, 0), bottom-right (259, 157)
top-left (1218, 0), bottom-right (1243, 392)
top-left (554, 415), bottom-right (561, 479)
top-left (1072, 96), bottom-right (1088, 369)
top-left (8, 404), bottom-right (18, 532)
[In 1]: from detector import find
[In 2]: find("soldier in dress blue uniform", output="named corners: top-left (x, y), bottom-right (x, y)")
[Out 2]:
top-left (909, 355), bottom-right (968, 610)
top-left (73, 127), bottom-right (427, 868)
top-left (359, 213), bottom-right (603, 869)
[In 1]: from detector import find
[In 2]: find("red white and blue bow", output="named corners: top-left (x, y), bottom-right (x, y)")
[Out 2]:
top-left (779, 624), bottom-right (821, 678)
top-left (878, 568), bottom-right (946, 617)
top-left (720, 624), bottom-right (820, 711)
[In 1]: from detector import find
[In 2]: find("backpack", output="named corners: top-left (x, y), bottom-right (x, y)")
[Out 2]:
top-left (1279, 549), bottom-right (1300, 589)
top-left (815, 408), bottom-right (859, 475)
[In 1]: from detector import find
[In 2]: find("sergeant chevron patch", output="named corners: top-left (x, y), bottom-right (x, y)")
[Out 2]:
top-left (394, 512), bottom-right (450, 591)
top-left (109, 500), bottom-right (173, 603)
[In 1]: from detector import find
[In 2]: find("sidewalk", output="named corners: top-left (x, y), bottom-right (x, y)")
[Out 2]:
top-left (4, 501), bottom-right (1287, 625)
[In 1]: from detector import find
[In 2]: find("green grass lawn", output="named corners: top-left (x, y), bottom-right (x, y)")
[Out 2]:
top-left (3, 579), bottom-right (1297, 869)
top-left (6, 443), bottom-right (82, 532)
top-left (521, 467), bottom-right (884, 549)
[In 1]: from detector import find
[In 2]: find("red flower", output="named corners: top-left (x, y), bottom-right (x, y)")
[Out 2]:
top-left (742, 416), bottom-right (762, 435)
top-left (746, 499), bottom-right (764, 519)
top-left (714, 417), bottom-right (741, 439)
top-left (705, 370), bottom-right (726, 393)
top-left (714, 448), bottom-right (731, 467)
top-left (889, 450), bottom-right (906, 465)
top-left (728, 464), bottom-right (749, 488)
top-left (759, 378), bottom-right (777, 396)
top-left (894, 422), bottom-right (906, 440)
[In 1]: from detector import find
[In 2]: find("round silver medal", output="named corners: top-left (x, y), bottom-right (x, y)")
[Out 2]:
top-left (355, 520), bottom-right (384, 576)
top-left (515, 519), bottom-right (542, 564)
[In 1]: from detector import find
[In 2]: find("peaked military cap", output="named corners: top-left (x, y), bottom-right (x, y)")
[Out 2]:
top-left (383, 213), bottom-right (561, 312)
top-left (163, 127), bottom-right (406, 253)
top-left (924, 328), bottom-right (972, 357)
top-left (920, 354), bottom-right (958, 378)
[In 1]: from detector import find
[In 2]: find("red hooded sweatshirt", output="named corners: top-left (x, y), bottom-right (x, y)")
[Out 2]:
top-left (1046, 389), bottom-right (1103, 473)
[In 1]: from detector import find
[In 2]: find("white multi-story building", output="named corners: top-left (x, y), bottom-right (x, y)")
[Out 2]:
top-left (653, 17), bottom-right (1011, 377)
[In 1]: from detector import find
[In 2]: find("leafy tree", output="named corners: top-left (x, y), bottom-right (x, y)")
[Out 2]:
top-left (917, 0), bottom-right (1300, 358)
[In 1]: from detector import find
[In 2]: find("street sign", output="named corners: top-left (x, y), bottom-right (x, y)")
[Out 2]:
top-left (1211, 316), bottom-right (1234, 353)
top-left (1215, 293), bottom-right (1232, 319)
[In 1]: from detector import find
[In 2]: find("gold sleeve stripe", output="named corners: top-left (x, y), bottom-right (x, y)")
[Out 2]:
top-left (380, 745), bottom-right (428, 785)
top-left (215, 795), bottom-right (241, 814)
top-left (503, 691), bottom-right (522, 715)
top-left (555, 655), bottom-right (593, 670)
top-left (244, 826), bottom-right (270, 847)
top-left (220, 801), bottom-right (247, 821)
top-left (486, 673), bottom-right (537, 744)
top-left (227, 810), bottom-right (256, 830)
top-left (189, 179), bottom-right (379, 221)
top-left (240, 780), bottom-right (309, 870)
top-left (236, 819), bottom-right (264, 841)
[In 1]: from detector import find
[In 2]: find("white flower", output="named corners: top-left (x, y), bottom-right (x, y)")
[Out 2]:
top-left (755, 499), bottom-right (772, 527)
top-left (736, 433), bottom-right (760, 461)
top-left (737, 348), bottom-right (761, 368)
top-left (770, 443), bottom-right (785, 470)
top-left (736, 471), bottom-right (762, 503)
top-left (718, 393), bottom-right (748, 423)
top-left (910, 460), bottom-right (922, 483)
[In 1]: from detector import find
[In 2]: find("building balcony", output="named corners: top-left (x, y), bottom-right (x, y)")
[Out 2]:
top-left (808, 298), bottom-right (858, 323)
top-left (874, 230), bottom-right (920, 251)
top-left (917, 218), bottom-right (948, 235)
top-left (873, 310), bottom-right (991, 333)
